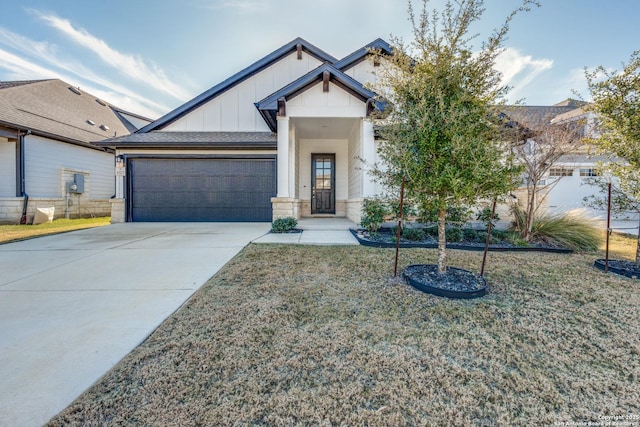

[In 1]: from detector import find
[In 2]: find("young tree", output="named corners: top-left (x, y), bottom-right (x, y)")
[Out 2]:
top-left (369, 0), bottom-right (533, 274)
top-left (511, 119), bottom-right (583, 241)
top-left (584, 166), bottom-right (640, 266)
top-left (585, 51), bottom-right (640, 265)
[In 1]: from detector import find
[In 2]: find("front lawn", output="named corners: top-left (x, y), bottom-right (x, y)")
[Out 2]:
top-left (48, 238), bottom-right (639, 425)
top-left (0, 217), bottom-right (110, 244)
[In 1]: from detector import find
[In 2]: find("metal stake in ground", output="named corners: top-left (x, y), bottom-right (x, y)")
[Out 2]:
top-left (394, 177), bottom-right (406, 278)
top-left (605, 181), bottom-right (612, 273)
top-left (480, 198), bottom-right (497, 277)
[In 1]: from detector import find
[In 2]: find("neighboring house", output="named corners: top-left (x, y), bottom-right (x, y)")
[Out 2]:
top-left (0, 79), bottom-right (152, 223)
top-left (502, 100), bottom-right (621, 219)
top-left (97, 37), bottom-right (391, 223)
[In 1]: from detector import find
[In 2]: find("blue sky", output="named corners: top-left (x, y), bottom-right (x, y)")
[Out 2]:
top-left (0, 0), bottom-right (638, 119)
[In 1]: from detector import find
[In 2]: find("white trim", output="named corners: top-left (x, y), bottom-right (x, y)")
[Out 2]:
top-left (277, 116), bottom-right (290, 197)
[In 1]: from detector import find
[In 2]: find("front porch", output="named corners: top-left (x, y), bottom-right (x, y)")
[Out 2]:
top-left (271, 116), bottom-right (379, 224)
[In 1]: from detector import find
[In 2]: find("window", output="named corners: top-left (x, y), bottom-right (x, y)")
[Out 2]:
top-left (579, 168), bottom-right (599, 177)
top-left (549, 168), bottom-right (573, 177)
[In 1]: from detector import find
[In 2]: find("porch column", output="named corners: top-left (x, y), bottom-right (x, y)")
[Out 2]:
top-left (111, 153), bottom-right (126, 223)
top-left (361, 120), bottom-right (377, 197)
top-left (277, 115), bottom-right (290, 198)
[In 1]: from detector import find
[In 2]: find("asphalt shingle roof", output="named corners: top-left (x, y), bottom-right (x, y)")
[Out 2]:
top-left (0, 79), bottom-right (151, 146)
top-left (95, 131), bottom-right (277, 149)
top-left (499, 105), bottom-right (580, 130)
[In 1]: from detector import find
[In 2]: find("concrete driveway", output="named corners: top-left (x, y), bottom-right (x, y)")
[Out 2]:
top-left (0, 222), bottom-right (270, 427)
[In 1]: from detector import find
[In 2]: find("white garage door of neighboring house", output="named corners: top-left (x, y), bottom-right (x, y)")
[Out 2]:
top-left (128, 157), bottom-right (276, 222)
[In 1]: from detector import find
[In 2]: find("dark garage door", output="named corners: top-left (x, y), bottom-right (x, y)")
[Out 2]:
top-left (129, 158), bottom-right (276, 222)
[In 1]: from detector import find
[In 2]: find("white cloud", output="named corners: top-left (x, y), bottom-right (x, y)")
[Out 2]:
top-left (0, 27), bottom-right (170, 117)
top-left (0, 47), bottom-right (60, 80)
top-left (29, 10), bottom-right (192, 101)
top-left (494, 47), bottom-right (553, 100)
top-left (0, 46), bottom-right (166, 119)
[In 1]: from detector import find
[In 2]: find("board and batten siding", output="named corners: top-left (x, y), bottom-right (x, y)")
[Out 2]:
top-left (287, 82), bottom-right (366, 118)
top-left (165, 51), bottom-right (324, 132)
top-left (0, 138), bottom-right (16, 197)
top-left (342, 59), bottom-right (380, 88)
top-left (25, 135), bottom-right (114, 198)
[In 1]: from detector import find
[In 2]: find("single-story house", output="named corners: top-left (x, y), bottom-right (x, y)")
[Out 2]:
top-left (97, 37), bottom-right (391, 223)
top-left (0, 79), bottom-right (152, 223)
top-left (96, 37), bottom-right (617, 225)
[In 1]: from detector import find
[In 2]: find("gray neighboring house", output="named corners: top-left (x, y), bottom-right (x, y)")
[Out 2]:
top-left (0, 79), bottom-right (152, 223)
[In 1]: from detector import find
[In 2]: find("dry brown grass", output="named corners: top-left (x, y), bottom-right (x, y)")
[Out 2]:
top-left (48, 241), bottom-right (640, 426)
top-left (0, 217), bottom-right (110, 244)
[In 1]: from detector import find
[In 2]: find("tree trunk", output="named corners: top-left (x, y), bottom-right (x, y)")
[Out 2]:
top-left (525, 181), bottom-right (537, 241)
top-left (636, 216), bottom-right (640, 268)
top-left (437, 208), bottom-right (447, 275)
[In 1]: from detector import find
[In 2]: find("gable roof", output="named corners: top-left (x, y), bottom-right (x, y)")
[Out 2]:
top-left (0, 79), bottom-right (151, 148)
top-left (137, 37), bottom-right (338, 134)
top-left (334, 38), bottom-right (393, 70)
top-left (255, 62), bottom-right (382, 132)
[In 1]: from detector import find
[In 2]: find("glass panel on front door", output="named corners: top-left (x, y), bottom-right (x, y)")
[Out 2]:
top-left (311, 154), bottom-right (335, 214)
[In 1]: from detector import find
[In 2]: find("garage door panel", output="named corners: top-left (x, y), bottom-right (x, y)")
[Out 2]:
top-left (129, 158), bottom-right (275, 222)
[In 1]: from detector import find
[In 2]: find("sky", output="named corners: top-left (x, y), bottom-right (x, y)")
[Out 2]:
top-left (0, 0), bottom-right (638, 120)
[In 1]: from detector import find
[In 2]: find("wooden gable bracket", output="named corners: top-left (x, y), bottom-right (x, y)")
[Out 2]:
top-left (0, 125), bottom-right (19, 141)
top-left (323, 71), bottom-right (330, 93)
top-left (366, 98), bottom-right (376, 117)
top-left (296, 43), bottom-right (303, 60)
top-left (277, 97), bottom-right (286, 117)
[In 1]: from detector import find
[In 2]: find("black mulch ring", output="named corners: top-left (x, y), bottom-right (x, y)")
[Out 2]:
top-left (594, 259), bottom-right (640, 279)
top-left (350, 229), bottom-right (573, 253)
top-left (403, 264), bottom-right (487, 299)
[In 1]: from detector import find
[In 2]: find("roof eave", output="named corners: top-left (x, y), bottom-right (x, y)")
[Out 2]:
top-left (334, 38), bottom-right (393, 70)
top-left (93, 141), bottom-right (277, 150)
top-left (0, 119), bottom-right (112, 152)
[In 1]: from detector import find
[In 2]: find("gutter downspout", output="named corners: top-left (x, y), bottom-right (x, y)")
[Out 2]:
top-left (18, 130), bottom-right (31, 224)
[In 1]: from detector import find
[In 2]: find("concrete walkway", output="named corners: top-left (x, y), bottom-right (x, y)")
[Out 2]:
top-left (254, 217), bottom-right (359, 245)
top-left (0, 223), bottom-right (270, 427)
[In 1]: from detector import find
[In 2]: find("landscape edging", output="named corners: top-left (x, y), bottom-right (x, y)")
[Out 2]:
top-left (593, 259), bottom-right (640, 279)
top-left (350, 229), bottom-right (573, 253)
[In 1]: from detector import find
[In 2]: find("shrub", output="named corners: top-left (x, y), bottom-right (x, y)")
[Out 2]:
top-left (505, 231), bottom-right (530, 247)
top-left (360, 198), bottom-right (391, 233)
top-left (402, 227), bottom-right (425, 241)
top-left (271, 217), bottom-right (298, 233)
top-left (446, 227), bottom-right (463, 243)
top-left (510, 204), bottom-right (528, 236)
top-left (462, 228), bottom-right (479, 241)
top-left (491, 229), bottom-right (508, 240)
top-left (477, 231), bottom-right (499, 244)
top-left (423, 225), bottom-right (438, 237)
top-left (510, 206), bottom-right (602, 251)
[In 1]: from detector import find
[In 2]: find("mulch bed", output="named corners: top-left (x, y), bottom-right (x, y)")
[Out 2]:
top-left (403, 264), bottom-right (487, 299)
top-left (594, 258), bottom-right (640, 279)
top-left (351, 229), bottom-right (573, 253)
